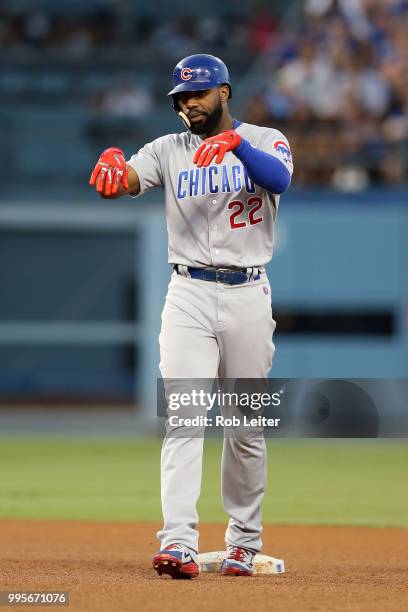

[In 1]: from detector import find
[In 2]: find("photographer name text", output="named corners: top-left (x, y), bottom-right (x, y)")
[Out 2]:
top-left (168, 415), bottom-right (281, 427)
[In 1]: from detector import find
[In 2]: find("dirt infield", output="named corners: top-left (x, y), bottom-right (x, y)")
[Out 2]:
top-left (0, 521), bottom-right (407, 612)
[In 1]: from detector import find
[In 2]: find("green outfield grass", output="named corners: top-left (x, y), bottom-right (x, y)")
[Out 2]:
top-left (0, 438), bottom-right (406, 527)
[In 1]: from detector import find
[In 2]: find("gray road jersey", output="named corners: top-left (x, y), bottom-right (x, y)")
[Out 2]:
top-left (127, 121), bottom-right (293, 268)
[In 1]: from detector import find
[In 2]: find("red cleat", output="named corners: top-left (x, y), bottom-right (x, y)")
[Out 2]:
top-left (153, 544), bottom-right (200, 579)
top-left (221, 545), bottom-right (255, 576)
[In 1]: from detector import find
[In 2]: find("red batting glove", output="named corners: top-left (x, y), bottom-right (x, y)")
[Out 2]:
top-left (193, 130), bottom-right (242, 167)
top-left (89, 147), bottom-right (129, 196)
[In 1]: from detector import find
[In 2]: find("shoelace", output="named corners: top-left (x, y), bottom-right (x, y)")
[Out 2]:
top-left (227, 545), bottom-right (253, 564)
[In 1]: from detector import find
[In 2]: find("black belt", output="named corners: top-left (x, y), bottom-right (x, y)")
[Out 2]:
top-left (174, 265), bottom-right (260, 285)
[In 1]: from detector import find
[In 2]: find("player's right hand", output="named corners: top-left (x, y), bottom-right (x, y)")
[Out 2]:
top-left (89, 147), bottom-right (129, 197)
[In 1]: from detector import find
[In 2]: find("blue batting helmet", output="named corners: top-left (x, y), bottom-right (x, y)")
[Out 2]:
top-left (167, 54), bottom-right (232, 101)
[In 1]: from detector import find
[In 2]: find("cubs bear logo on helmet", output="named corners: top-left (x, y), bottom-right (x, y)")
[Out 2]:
top-left (180, 67), bottom-right (193, 81)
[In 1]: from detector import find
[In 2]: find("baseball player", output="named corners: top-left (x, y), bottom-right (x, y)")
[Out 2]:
top-left (89, 54), bottom-right (293, 578)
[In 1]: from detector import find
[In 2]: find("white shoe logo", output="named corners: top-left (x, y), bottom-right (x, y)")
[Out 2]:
top-left (182, 550), bottom-right (192, 563)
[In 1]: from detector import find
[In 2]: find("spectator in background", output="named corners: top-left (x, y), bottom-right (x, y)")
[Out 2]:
top-left (247, 5), bottom-right (278, 52)
top-left (23, 10), bottom-right (51, 48)
top-left (56, 20), bottom-right (93, 57)
top-left (275, 37), bottom-right (342, 119)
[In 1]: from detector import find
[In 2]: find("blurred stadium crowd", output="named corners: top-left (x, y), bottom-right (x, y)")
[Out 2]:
top-left (1, 0), bottom-right (407, 190)
top-left (0, 5), bottom-right (273, 57)
top-left (244, 0), bottom-right (408, 188)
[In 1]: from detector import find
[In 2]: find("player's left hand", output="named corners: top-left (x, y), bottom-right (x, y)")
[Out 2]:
top-left (193, 130), bottom-right (242, 167)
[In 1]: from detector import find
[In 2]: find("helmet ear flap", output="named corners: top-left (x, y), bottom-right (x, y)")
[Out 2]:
top-left (171, 93), bottom-right (180, 111)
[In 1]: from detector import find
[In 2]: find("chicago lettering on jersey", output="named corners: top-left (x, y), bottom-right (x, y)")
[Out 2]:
top-left (176, 164), bottom-right (256, 199)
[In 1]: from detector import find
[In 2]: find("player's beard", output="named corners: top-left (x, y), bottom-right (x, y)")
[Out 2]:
top-left (188, 99), bottom-right (223, 136)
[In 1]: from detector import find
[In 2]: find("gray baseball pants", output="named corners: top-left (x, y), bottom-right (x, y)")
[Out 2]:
top-left (157, 270), bottom-right (276, 557)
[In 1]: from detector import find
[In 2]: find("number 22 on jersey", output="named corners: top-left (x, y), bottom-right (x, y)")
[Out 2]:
top-left (228, 196), bottom-right (263, 230)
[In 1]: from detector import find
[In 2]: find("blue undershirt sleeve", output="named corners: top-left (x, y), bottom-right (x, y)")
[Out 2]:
top-left (234, 137), bottom-right (291, 195)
